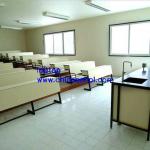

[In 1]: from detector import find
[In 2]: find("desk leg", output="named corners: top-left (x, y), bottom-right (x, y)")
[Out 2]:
top-left (111, 74), bottom-right (113, 81)
top-left (27, 101), bottom-right (35, 115)
top-left (54, 92), bottom-right (62, 104)
top-left (147, 111), bottom-right (150, 141)
top-left (117, 85), bottom-right (121, 125)
top-left (110, 83), bottom-right (114, 128)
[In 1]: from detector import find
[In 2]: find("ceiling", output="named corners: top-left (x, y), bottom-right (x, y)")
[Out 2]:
top-left (0, 0), bottom-right (150, 29)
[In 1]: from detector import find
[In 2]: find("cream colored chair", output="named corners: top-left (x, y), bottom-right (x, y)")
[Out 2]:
top-left (81, 65), bottom-right (113, 91)
top-left (65, 61), bottom-right (95, 75)
top-left (62, 61), bottom-right (95, 84)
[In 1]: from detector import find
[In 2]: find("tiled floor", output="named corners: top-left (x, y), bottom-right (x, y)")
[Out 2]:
top-left (0, 83), bottom-right (150, 150)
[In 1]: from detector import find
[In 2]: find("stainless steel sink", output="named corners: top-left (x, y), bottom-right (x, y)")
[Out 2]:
top-left (123, 77), bottom-right (147, 84)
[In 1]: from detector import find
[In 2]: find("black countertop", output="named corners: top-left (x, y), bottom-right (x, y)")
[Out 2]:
top-left (112, 68), bottom-right (150, 90)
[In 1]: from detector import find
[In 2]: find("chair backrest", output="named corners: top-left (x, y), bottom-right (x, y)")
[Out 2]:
top-left (20, 56), bottom-right (23, 61)
top-left (37, 60), bottom-right (43, 65)
top-left (28, 59), bottom-right (33, 63)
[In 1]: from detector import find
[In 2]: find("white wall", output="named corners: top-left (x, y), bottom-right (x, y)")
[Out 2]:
top-left (0, 28), bottom-right (26, 51)
top-left (25, 7), bottom-right (150, 75)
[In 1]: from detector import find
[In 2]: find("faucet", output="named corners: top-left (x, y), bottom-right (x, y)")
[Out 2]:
top-left (122, 61), bottom-right (132, 81)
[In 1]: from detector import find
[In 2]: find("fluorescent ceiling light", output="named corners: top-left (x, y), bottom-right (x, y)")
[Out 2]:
top-left (16, 20), bottom-right (30, 25)
top-left (88, 0), bottom-right (150, 12)
top-left (43, 11), bottom-right (70, 20)
top-left (0, 25), bottom-right (22, 30)
top-left (85, 0), bottom-right (110, 12)
top-left (16, 20), bottom-right (40, 25)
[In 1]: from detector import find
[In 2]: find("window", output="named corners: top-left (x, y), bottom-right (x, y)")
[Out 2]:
top-left (130, 22), bottom-right (150, 55)
top-left (44, 30), bottom-right (75, 55)
top-left (53, 33), bottom-right (63, 55)
top-left (64, 31), bottom-right (75, 55)
top-left (109, 21), bottom-right (150, 56)
top-left (44, 34), bottom-right (53, 54)
top-left (110, 25), bottom-right (129, 55)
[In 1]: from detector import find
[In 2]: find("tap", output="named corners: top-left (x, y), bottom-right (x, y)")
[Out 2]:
top-left (122, 61), bottom-right (132, 81)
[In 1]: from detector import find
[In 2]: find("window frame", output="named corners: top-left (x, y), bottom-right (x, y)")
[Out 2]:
top-left (109, 20), bottom-right (150, 57)
top-left (43, 30), bottom-right (76, 56)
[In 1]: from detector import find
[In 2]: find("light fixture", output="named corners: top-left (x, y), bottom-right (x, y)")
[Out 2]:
top-left (85, 0), bottom-right (110, 12)
top-left (0, 25), bottom-right (23, 30)
top-left (43, 11), bottom-right (70, 20)
top-left (16, 20), bottom-right (41, 25)
top-left (16, 20), bottom-right (30, 25)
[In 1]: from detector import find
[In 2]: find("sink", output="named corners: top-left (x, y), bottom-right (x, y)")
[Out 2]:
top-left (123, 77), bottom-right (147, 84)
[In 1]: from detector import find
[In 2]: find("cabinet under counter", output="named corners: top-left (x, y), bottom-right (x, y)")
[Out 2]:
top-left (110, 68), bottom-right (150, 141)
